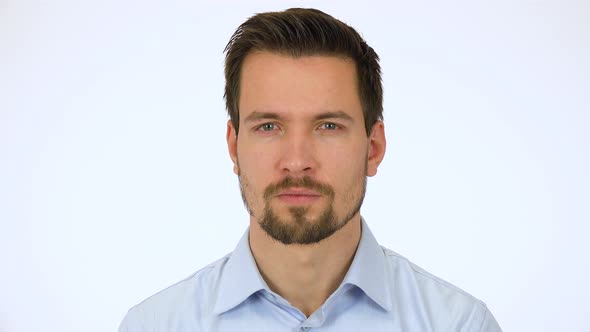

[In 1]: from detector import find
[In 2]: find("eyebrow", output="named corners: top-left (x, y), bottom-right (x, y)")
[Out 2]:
top-left (315, 111), bottom-right (354, 122)
top-left (243, 111), bottom-right (281, 123)
top-left (243, 110), bottom-right (354, 123)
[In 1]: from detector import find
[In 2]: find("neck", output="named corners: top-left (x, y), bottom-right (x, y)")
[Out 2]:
top-left (249, 214), bottom-right (362, 317)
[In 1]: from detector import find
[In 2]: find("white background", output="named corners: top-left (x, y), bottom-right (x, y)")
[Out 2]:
top-left (1, 0), bottom-right (589, 331)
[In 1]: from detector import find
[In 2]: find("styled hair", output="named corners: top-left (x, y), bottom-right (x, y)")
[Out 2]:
top-left (223, 8), bottom-right (383, 136)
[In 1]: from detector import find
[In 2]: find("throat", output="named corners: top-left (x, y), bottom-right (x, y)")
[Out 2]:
top-left (249, 214), bottom-right (362, 318)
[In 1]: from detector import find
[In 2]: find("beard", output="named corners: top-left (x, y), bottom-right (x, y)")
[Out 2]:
top-left (238, 164), bottom-right (367, 245)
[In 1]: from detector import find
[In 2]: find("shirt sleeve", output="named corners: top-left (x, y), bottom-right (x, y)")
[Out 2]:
top-left (478, 306), bottom-right (502, 332)
top-left (118, 308), bottom-right (140, 332)
top-left (118, 312), bottom-right (130, 332)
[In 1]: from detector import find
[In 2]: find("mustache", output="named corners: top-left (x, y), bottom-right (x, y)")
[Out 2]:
top-left (263, 176), bottom-right (334, 200)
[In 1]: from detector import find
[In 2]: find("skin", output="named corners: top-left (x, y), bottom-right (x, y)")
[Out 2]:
top-left (226, 51), bottom-right (386, 317)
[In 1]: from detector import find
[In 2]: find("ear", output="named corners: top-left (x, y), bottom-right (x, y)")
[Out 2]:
top-left (226, 120), bottom-right (239, 175)
top-left (366, 121), bottom-right (386, 177)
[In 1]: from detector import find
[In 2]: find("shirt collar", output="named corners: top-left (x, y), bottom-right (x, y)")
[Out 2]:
top-left (213, 228), bottom-right (269, 315)
top-left (341, 217), bottom-right (393, 312)
top-left (212, 217), bottom-right (393, 315)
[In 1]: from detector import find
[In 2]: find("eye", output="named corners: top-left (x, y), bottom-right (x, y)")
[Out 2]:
top-left (319, 122), bottom-right (340, 130)
top-left (256, 122), bottom-right (279, 132)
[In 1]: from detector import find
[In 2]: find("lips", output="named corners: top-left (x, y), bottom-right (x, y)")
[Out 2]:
top-left (277, 188), bottom-right (321, 197)
top-left (275, 188), bottom-right (321, 204)
top-left (263, 177), bottom-right (334, 202)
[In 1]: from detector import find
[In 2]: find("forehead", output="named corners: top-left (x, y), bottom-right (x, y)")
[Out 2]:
top-left (238, 51), bottom-right (363, 122)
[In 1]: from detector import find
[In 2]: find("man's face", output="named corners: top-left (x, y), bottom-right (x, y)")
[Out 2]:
top-left (227, 51), bottom-right (385, 245)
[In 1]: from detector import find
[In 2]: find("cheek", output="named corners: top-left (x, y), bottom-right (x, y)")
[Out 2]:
top-left (237, 144), bottom-right (276, 180)
top-left (316, 146), bottom-right (365, 200)
top-left (321, 142), bottom-right (367, 173)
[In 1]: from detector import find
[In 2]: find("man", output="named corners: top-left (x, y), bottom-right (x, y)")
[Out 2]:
top-left (119, 8), bottom-right (502, 331)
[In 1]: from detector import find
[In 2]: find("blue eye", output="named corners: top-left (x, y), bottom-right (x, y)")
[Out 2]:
top-left (258, 123), bottom-right (277, 131)
top-left (320, 122), bottom-right (339, 130)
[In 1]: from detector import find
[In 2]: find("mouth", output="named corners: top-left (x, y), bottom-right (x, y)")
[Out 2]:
top-left (276, 188), bottom-right (322, 204)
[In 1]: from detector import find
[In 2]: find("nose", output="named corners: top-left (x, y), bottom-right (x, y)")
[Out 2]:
top-left (278, 131), bottom-right (318, 176)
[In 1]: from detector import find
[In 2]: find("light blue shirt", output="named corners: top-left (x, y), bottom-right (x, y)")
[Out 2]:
top-left (119, 218), bottom-right (502, 331)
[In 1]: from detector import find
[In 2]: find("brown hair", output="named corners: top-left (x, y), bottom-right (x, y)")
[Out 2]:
top-left (224, 8), bottom-right (383, 136)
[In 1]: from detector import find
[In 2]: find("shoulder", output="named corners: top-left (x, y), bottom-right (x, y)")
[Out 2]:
top-left (118, 253), bottom-right (231, 332)
top-left (381, 247), bottom-right (501, 331)
top-left (382, 246), bottom-right (481, 303)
